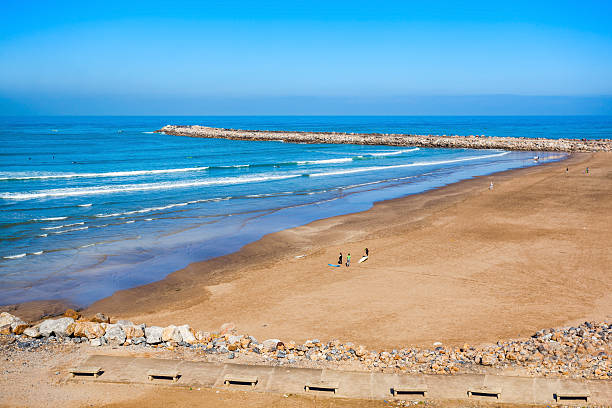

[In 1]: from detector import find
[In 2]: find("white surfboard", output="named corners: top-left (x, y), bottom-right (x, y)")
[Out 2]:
top-left (358, 256), bottom-right (368, 263)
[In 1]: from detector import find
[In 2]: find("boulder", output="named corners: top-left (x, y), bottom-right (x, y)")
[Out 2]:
top-left (122, 325), bottom-right (144, 339)
top-left (263, 339), bottom-right (282, 352)
top-left (227, 335), bottom-right (242, 345)
top-left (104, 325), bottom-right (126, 345)
top-left (145, 326), bottom-right (163, 344)
top-left (23, 326), bottom-right (41, 338)
top-left (11, 319), bottom-right (29, 335)
top-left (195, 331), bottom-right (210, 342)
top-left (0, 325), bottom-right (11, 335)
top-left (38, 317), bottom-right (75, 337)
top-left (162, 325), bottom-right (183, 343)
top-left (355, 346), bottom-right (367, 357)
top-left (0, 312), bottom-right (19, 326)
top-left (73, 321), bottom-right (105, 339)
top-left (480, 354), bottom-right (497, 366)
top-left (132, 336), bottom-right (146, 345)
top-left (90, 337), bottom-right (108, 347)
top-left (90, 313), bottom-right (110, 323)
top-left (116, 320), bottom-right (134, 326)
top-left (63, 309), bottom-right (81, 319)
top-left (177, 325), bottom-right (196, 344)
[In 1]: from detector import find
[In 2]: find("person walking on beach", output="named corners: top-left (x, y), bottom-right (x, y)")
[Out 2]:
top-left (346, 253), bottom-right (351, 267)
top-left (365, 248), bottom-right (369, 257)
top-left (489, 181), bottom-right (494, 190)
top-left (338, 252), bottom-right (342, 266)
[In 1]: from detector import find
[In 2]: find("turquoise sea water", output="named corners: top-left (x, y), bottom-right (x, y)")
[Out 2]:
top-left (0, 116), bottom-right (609, 306)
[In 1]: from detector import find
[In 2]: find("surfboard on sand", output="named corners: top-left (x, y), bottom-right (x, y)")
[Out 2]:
top-left (358, 256), bottom-right (368, 263)
top-left (328, 263), bottom-right (341, 267)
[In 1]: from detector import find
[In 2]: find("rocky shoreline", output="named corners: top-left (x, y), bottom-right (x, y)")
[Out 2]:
top-left (156, 125), bottom-right (612, 152)
top-left (1, 312), bottom-right (609, 380)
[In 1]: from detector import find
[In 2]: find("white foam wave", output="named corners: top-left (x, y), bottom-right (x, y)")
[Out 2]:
top-left (95, 197), bottom-right (223, 218)
top-left (3, 253), bottom-right (26, 259)
top-left (32, 251), bottom-right (43, 255)
top-left (41, 222), bottom-right (85, 230)
top-left (1, 174), bottom-right (301, 200)
top-left (364, 147), bottom-right (420, 157)
top-left (37, 234), bottom-right (47, 237)
top-left (30, 216), bottom-right (68, 221)
top-left (142, 131), bottom-right (155, 134)
top-left (296, 157), bottom-right (354, 165)
top-left (0, 166), bottom-right (210, 181)
top-left (78, 203), bottom-right (92, 207)
top-left (222, 164), bottom-right (249, 168)
top-left (0, 174), bottom-right (302, 202)
top-left (51, 226), bottom-right (88, 234)
top-left (310, 152), bottom-right (510, 177)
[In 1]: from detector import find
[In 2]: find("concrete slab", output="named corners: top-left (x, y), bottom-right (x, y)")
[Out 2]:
top-left (61, 355), bottom-right (612, 405)
top-left (177, 361), bottom-right (223, 387)
top-left (214, 362), bottom-right (275, 390)
top-left (265, 366), bottom-right (321, 395)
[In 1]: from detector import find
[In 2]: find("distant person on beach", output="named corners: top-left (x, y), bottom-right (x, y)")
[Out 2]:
top-left (346, 253), bottom-right (351, 267)
top-left (365, 248), bottom-right (369, 257)
top-left (338, 252), bottom-right (342, 265)
top-left (489, 181), bottom-right (494, 190)
top-left (586, 167), bottom-right (589, 174)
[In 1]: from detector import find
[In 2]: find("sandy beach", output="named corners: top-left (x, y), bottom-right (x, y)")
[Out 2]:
top-left (83, 152), bottom-right (611, 349)
top-left (2, 151), bottom-right (611, 408)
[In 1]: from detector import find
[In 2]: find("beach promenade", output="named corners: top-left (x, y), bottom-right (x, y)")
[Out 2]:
top-left (157, 125), bottom-right (612, 152)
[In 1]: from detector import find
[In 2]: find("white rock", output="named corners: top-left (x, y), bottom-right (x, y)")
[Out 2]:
top-left (177, 325), bottom-right (196, 344)
top-left (263, 339), bottom-right (281, 352)
top-left (104, 324), bottom-right (126, 345)
top-left (162, 325), bottom-right (182, 343)
top-left (37, 317), bottom-right (74, 337)
top-left (0, 312), bottom-right (18, 326)
top-left (23, 326), bottom-right (40, 338)
top-left (195, 331), bottom-right (209, 341)
top-left (10, 319), bottom-right (28, 333)
top-left (116, 320), bottom-right (134, 326)
top-left (145, 326), bottom-right (163, 344)
top-left (227, 335), bottom-right (242, 345)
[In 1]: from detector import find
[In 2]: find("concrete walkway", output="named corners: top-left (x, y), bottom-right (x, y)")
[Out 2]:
top-left (67, 355), bottom-right (611, 405)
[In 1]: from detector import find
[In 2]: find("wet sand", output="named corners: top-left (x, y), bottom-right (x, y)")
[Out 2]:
top-left (86, 152), bottom-right (612, 349)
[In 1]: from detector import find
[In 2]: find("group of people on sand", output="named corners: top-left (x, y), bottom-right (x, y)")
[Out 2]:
top-left (337, 248), bottom-right (368, 267)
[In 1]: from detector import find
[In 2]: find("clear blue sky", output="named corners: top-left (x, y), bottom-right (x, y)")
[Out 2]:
top-left (1, 1), bottom-right (612, 115)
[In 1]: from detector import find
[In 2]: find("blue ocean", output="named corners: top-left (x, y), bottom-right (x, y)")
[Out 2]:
top-left (1, 116), bottom-right (610, 306)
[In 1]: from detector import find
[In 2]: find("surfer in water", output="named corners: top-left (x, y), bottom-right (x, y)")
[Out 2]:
top-left (346, 253), bottom-right (351, 267)
top-left (338, 252), bottom-right (342, 266)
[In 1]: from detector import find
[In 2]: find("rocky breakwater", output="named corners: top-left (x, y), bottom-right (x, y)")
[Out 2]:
top-left (1, 311), bottom-right (610, 380)
top-left (156, 125), bottom-right (612, 152)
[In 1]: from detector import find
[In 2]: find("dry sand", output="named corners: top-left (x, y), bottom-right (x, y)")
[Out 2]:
top-left (86, 152), bottom-right (612, 350)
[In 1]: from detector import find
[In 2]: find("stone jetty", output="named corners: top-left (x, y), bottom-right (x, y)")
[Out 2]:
top-left (156, 125), bottom-right (612, 152)
top-left (1, 312), bottom-right (610, 380)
